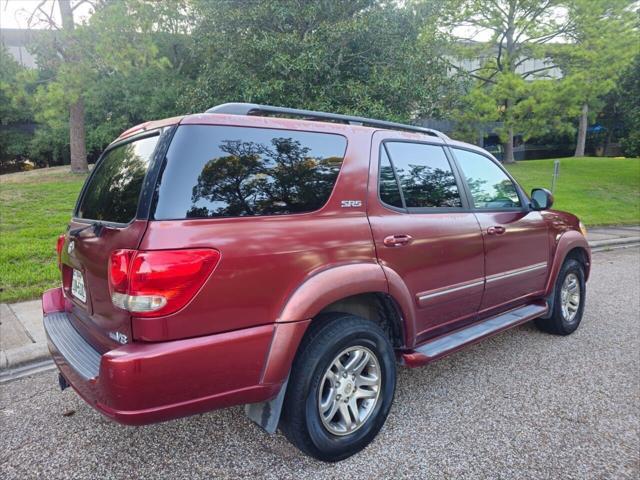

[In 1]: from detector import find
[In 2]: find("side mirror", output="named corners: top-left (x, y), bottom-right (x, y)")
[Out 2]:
top-left (530, 188), bottom-right (554, 210)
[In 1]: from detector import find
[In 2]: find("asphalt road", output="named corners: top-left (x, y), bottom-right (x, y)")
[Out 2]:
top-left (1, 247), bottom-right (639, 479)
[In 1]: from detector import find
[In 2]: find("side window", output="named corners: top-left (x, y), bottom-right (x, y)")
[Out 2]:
top-left (379, 148), bottom-right (403, 208)
top-left (152, 125), bottom-right (347, 219)
top-left (453, 149), bottom-right (521, 209)
top-left (383, 142), bottom-right (462, 208)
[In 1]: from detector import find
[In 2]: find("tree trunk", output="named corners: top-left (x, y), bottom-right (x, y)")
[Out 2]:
top-left (69, 98), bottom-right (88, 173)
top-left (502, 126), bottom-right (515, 164)
top-left (574, 103), bottom-right (588, 157)
top-left (59, 0), bottom-right (88, 173)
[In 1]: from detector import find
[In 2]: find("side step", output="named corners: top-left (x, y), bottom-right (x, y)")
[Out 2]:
top-left (401, 302), bottom-right (548, 367)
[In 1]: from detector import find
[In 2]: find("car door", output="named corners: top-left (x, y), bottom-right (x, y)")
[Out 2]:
top-left (367, 132), bottom-right (485, 343)
top-left (450, 147), bottom-right (550, 315)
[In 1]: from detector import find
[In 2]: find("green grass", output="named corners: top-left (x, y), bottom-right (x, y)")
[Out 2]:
top-left (0, 168), bottom-right (87, 303)
top-left (506, 157), bottom-right (640, 226)
top-left (0, 157), bottom-right (638, 304)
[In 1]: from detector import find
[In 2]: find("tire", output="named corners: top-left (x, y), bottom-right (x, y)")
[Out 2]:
top-left (535, 258), bottom-right (586, 335)
top-left (280, 313), bottom-right (396, 462)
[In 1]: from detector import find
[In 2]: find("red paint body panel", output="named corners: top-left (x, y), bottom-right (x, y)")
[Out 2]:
top-left (474, 210), bottom-right (549, 315)
top-left (44, 287), bottom-right (282, 425)
top-left (45, 111), bottom-right (591, 427)
top-left (367, 131), bottom-right (486, 345)
top-left (115, 115), bottom-right (184, 142)
top-left (61, 219), bottom-right (148, 353)
top-left (261, 320), bottom-right (311, 384)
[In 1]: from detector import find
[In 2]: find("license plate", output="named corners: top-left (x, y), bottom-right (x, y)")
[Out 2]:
top-left (71, 269), bottom-right (87, 303)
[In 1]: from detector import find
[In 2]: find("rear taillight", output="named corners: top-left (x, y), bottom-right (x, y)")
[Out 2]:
top-left (56, 234), bottom-right (66, 267)
top-left (108, 249), bottom-right (221, 317)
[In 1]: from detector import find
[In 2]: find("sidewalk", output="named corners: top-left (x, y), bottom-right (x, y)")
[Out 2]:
top-left (1, 225), bottom-right (638, 372)
top-left (0, 300), bottom-right (49, 370)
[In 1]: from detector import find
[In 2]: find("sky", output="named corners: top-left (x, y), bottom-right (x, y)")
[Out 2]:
top-left (0, 0), bottom-right (93, 29)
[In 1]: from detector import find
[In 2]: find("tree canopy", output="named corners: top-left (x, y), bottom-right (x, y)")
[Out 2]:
top-left (2, 0), bottom-right (638, 172)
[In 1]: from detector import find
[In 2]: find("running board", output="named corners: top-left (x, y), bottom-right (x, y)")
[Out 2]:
top-left (401, 302), bottom-right (548, 367)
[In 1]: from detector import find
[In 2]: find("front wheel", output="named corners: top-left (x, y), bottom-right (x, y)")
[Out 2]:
top-left (280, 314), bottom-right (396, 462)
top-left (536, 258), bottom-right (586, 335)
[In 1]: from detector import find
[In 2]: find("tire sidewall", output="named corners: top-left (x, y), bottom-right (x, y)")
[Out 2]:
top-left (302, 324), bottom-right (396, 460)
top-left (554, 259), bottom-right (586, 333)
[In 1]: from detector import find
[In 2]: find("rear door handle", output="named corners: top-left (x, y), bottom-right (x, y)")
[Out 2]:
top-left (487, 226), bottom-right (506, 235)
top-left (383, 234), bottom-right (413, 247)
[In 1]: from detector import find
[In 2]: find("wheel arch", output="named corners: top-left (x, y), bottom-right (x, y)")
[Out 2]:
top-left (263, 263), bottom-right (414, 386)
top-left (545, 230), bottom-right (591, 297)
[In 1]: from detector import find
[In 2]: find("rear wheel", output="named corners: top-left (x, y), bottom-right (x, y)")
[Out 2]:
top-left (536, 258), bottom-right (586, 335)
top-left (280, 314), bottom-right (396, 462)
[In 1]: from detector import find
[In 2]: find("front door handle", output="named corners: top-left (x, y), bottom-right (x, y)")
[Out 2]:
top-left (383, 234), bottom-right (413, 247)
top-left (487, 226), bottom-right (506, 235)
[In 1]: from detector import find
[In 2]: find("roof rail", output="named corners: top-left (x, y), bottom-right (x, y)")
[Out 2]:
top-left (205, 102), bottom-right (449, 140)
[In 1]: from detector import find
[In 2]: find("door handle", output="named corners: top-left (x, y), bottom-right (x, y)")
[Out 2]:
top-left (383, 234), bottom-right (413, 247)
top-left (487, 226), bottom-right (506, 235)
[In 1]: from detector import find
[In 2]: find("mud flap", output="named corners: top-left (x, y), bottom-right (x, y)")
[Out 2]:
top-left (244, 377), bottom-right (288, 434)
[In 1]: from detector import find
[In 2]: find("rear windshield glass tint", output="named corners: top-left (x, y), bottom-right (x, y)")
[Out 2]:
top-left (152, 125), bottom-right (347, 219)
top-left (77, 135), bottom-right (159, 223)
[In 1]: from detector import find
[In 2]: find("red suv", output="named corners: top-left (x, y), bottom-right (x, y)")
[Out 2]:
top-left (43, 103), bottom-right (590, 461)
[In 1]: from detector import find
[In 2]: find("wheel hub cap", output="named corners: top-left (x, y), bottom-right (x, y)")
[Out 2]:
top-left (561, 273), bottom-right (580, 322)
top-left (318, 346), bottom-right (381, 436)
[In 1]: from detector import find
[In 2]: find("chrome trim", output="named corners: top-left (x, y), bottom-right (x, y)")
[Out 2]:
top-left (486, 262), bottom-right (548, 284)
top-left (418, 280), bottom-right (484, 302)
top-left (416, 262), bottom-right (548, 304)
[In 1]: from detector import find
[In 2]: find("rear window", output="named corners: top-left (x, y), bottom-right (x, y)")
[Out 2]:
top-left (152, 125), bottom-right (347, 219)
top-left (77, 134), bottom-right (159, 223)
top-left (382, 142), bottom-right (462, 209)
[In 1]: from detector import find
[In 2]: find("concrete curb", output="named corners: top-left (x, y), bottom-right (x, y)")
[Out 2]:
top-left (0, 343), bottom-right (50, 371)
top-left (589, 237), bottom-right (640, 249)
top-left (0, 233), bottom-right (637, 375)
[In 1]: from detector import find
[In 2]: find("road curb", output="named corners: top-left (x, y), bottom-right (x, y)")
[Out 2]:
top-left (0, 343), bottom-right (50, 372)
top-left (588, 237), bottom-right (640, 249)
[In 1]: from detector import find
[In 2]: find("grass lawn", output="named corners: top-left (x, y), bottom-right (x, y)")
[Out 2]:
top-left (506, 157), bottom-right (640, 226)
top-left (0, 167), bottom-right (87, 303)
top-left (0, 157), bottom-right (638, 304)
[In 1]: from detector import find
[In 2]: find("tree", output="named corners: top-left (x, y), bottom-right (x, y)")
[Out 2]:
top-left (0, 46), bottom-right (35, 171)
top-left (183, 0), bottom-right (456, 122)
top-left (614, 55), bottom-right (640, 156)
top-left (26, 0), bottom-right (192, 171)
top-left (26, 0), bottom-right (93, 172)
top-left (444, 0), bottom-right (576, 163)
top-left (556, 0), bottom-right (637, 156)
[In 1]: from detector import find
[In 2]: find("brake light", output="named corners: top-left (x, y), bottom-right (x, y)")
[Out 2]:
top-left (56, 234), bottom-right (66, 267)
top-left (108, 249), bottom-right (221, 317)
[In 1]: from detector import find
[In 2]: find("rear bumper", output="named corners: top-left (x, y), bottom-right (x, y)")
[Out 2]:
top-left (42, 287), bottom-right (283, 425)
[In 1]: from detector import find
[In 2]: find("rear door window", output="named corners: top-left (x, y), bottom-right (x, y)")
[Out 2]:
top-left (152, 125), bottom-right (347, 219)
top-left (382, 142), bottom-right (462, 209)
top-left (76, 134), bottom-right (159, 223)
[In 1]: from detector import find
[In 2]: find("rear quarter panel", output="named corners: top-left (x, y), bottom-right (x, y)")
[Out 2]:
top-left (134, 125), bottom-right (376, 341)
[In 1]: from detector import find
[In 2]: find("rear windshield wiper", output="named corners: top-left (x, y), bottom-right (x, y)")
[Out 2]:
top-left (69, 221), bottom-right (105, 238)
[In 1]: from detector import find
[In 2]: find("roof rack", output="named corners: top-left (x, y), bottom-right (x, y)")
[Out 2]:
top-left (205, 102), bottom-right (449, 140)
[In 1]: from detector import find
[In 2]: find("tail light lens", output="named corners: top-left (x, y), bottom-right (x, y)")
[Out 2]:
top-left (56, 234), bottom-right (66, 267)
top-left (108, 249), bottom-right (221, 317)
